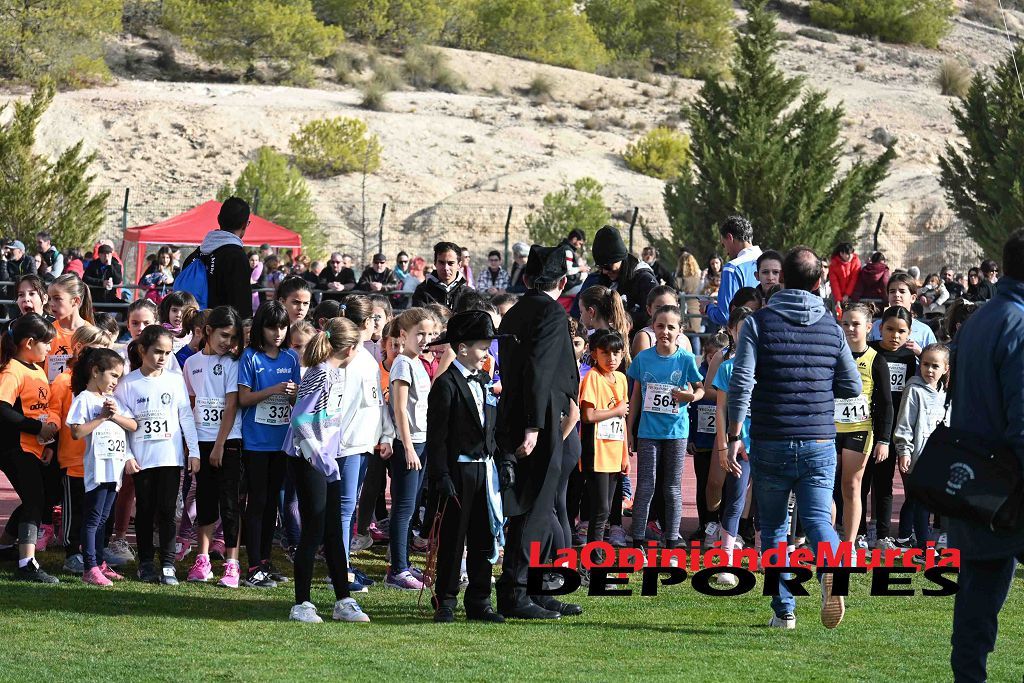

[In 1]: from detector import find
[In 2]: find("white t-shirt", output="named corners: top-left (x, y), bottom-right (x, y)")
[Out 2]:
top-left (183, 352), bottom-right (242, 443)
top-left (338, 346), bottom-right (395, 457)
top-left (389, 354), bottom-right (431, 444)
top-left (114, 368), bottom-right (200, 470)
top-left (66, 391), bottom-right (134, 492)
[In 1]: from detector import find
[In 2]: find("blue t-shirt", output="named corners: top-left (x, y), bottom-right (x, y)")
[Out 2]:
top-left (689, 360), bottom-right (718, 450)
top-left (712, 358), bottom-right (751, 452)
top-left (175, 345), bottom-right (197, 370)
top-left (626, 346), bottom-right (703, 440)
top-left (238, 347), bottom-right (302, 452)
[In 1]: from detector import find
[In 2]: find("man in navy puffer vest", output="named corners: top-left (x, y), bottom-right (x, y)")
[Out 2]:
top-left (726, 246), bottom-right (861, 631)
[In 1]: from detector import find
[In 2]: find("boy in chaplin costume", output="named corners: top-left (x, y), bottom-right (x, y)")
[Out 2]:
top-left (427, 310), bottom-right (509, 623)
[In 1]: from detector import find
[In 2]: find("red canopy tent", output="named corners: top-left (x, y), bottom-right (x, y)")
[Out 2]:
top-left (121, 200), bottom-right (303, 284)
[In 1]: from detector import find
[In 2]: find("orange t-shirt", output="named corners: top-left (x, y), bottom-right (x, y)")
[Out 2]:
top-left (45, 322), bottom-right (75, 383)
top-left (50, 370), bottom-right (85, 477)
top-left (379, 361), bottom-right (391, 405)
top-left (580, 369), bottom-right (629, 473)
top-left (0, 359), bottom-right (59, 459)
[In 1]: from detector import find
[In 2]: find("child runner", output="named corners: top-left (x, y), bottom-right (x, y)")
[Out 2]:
top-left (115, 325), bottom-right (200, 585)
top-left (14, 274), bottom-right (49, 320)
top-left (184, 306), bottom-right (245, 588)
top-left (365, 293), bottom-right (393, 363)
top-left (578, 329), bottom-right (630, 569)
top-left (46, 273), bottom-right (94, 382)
top-left (289, 320), bottom-right (316, 376)
top-left (384, 308), bottom-right (434, 590)
top-left (175, 307), bottom-right (209, 370)
top-left (238, 301), bottom-right (300, 588)
top-left (0, 314), bottom-right (60, 583)
top-left (626, 305), bottom-right (703, 553)
top-left (427, 311), bottom-right (507, 623)
top-left (711, 307), bottom-right (756, 585)
top-left (283, 317), bottom-right (371, 623)
top-left (865, 306), bottom-right (918, 550)
top-left (277, 277), bottom-right (313, 326)
top-left (834, 303), bottom-right (893, 555)
top-left (894, 343), bottom-right (950, 557)
top-left (867, 273), bottom-right (937, 353)
top-left (46, 325), bottom-right (113, 576)
top-left (67, 348), bottom-right (137, 586)
top-left (158, 291), bottom-right (198, 354)
top-left (630, 286), bottom-right (694, 358)
top-left (687, 332), bottom-right (727, 545)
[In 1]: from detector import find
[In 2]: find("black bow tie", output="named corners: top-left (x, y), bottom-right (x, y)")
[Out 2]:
top-left (468, 371), bottom-right (489, 387)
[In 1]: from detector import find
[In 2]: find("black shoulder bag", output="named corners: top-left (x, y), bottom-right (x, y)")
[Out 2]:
top-left (904, 343), bottom-right (1024, 534)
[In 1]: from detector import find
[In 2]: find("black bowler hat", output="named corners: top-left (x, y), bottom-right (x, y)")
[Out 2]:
top-left (523, 245), bottom-right (568, 284)
top-left (428, 310), bottom-right (515, 348)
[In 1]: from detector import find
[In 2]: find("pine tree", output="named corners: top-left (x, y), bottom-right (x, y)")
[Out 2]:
top-left (938, 46), bottom-right (1024, 260)
top-left (0, 80), bottom-right (109, 249)
top-left (217, 147), bottom-right (326, 259)
top-left (315, 0), bottom-right (446, 47)
top-left (660, 0), bottom-right (894, 260)
top-left (639, 0), bottom-right (734, 78)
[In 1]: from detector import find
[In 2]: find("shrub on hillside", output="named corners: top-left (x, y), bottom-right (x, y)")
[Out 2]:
top-left (622, 127), bottom-right (691, 181)
top-left (525, 177), bottom-right (611, 246)
top-left (809, 0), bottom-right (954, 48)
top-left (360, 83), bottom-right (389, 111)
top-left (289, 117), bottom-right (382, 177)
top-left (402, 46), bottom-right (463, 92)
top-left (315, 0), bottom-right (446, 48)
top-left (936, 59), bottom-right (971, 97)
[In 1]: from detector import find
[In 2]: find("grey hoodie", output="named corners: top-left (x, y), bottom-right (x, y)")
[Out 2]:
top-left (182, 228), bottom-right (252, 317)
top-left (893, 375), bottom-right (948, 470)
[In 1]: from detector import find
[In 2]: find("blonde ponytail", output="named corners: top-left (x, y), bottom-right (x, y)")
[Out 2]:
top-left (303, 317), bottom-right (360, 368)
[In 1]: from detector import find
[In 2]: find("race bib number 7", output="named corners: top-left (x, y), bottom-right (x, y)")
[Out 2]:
top-left (643, 383), bottom-right (679, 415)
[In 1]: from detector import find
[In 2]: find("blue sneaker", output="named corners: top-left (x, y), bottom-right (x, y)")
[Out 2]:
top-left (351, 567), bottom-right (375, 586)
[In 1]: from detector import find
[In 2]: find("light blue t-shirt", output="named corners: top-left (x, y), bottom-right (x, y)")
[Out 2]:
top-left (238, 347), bottom-right (302, 452)
top-left (712, 358), bottom-right (751, 452)
top-left (626, 346), bottom-right (703, 440)
top-left (868, 317), bottom-right (936, 349)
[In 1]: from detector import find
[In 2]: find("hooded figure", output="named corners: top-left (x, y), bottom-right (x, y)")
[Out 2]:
top-left (570, 226), bottom-right (657, 331)
top-left (181, 198), bottom-right (253, 318)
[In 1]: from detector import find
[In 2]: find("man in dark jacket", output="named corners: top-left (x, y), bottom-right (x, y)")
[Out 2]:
top-left (948, 232), bottom-right (1024, 682)
top-left (182, 197), bottom-right (253, 318)
top-left (727, 246), bottom-right (861, 631)
top-left (83, 244), bottom-right (124, 305)
top-left (557, 229), bottom-right (588, 293)
top-left (318, 252), bottom-right (357, 300)
top-left (496, 245), bottom-right (581, 620)
top-left (570, 225), bottom-right (657, 331)
top-left (0, 240), bottom-right (38, 307)
top-left (413, 241), bottom-right (468, 309)
top-left (356, 253), bottom-right (398, 292)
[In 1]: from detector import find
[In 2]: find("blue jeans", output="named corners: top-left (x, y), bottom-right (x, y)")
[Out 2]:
top-left (750, 438), bottom-right (841, 617)
top-left (336, 455), bottom-right (362, 563)
top-left (388, 442), bottom-right (427, 573)
top-left (899, 494), bottom-right (930, 550)
top-left (720, 455), bottom-right (751, 537)
top-left (951, 555), bottom-right (1020, 682)
top-left (82, 484), bottom-right (117, 571)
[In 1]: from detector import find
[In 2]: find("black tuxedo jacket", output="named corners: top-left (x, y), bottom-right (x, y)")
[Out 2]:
top-left (426, 364), bottom-right (497, 483)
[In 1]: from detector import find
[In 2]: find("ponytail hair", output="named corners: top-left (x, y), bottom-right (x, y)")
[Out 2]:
top-left (71, 347), bottom-right (124, 396)
top-left (310, 299), bottom-right (341, 329)
top-left (304, 316), bottom-right (360, 368)
top-left (49, 273), bottom-right (94, 324)
top-left (579, 285), bottom-right (632, 366)
top-left (652, 304), bottom-right (682, 326)
top-left (842, 302), bottom-right (874, 322)
top-left (127, 325), bottom-right (173, 371)
top-left (340, 294), bottom-right (373, 328)
top-left (587, 328), bottom-right (625, 355)
top-left (70, 325), bottom-right (114, 365)
top-left (1, 313), bottom-right (56, 372)
top-left (127, 297), bottom-right (158, 319)
top-left (276, 276), bottom-right (311, 303)
top-left (205, 306), bottom-right (244, 359)
top-left (725, 306), bottom-right (754, 359)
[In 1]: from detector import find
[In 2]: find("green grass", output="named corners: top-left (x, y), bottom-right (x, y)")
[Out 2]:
top-left (2, 548), bottom-right (1023, 681)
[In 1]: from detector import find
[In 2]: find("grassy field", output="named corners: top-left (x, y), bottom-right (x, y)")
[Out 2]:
top-left (1, 547), bottom-right (1023, 682)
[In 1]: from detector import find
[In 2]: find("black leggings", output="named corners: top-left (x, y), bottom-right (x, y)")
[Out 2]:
top-left (290, 456), bottom-right (349, 605)
top-left (586, 471), bottom-right (617, 545)
top-left (692, 448), bottom-right (719, 528)
top-left (195, 440), bottom-right (243, 548)
top-left (861, 444), bottom-right (898, 537)
top-left (243, 450), bottom-right (286, 568)
top-left (133, 466), bottom-right (181, 567)
top-left (0, 448), bottom-right (46, 544)
top-left (554, 430), bottom-right (581, 552)
top-left (61, 471), bottom-right (85, 557)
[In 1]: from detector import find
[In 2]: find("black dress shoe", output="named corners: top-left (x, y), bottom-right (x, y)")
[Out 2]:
top-left (532, 594), bottom-right (583, 617)
top-left (466, 607), bottom-right (506, 623)
top-left (433, 606), bottom-right (455, 623)
top-left (499, 602), bottom-right (560, 620)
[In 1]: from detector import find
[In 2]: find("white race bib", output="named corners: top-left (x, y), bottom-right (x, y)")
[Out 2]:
top-left (834, 395), bottom-right (870, 424)
top-left (93, 421), bottom-right (127, 460)
top-left (643, 383), bottom-right (679, 415)
top-left (414, 399), bottom-right (428, 426)
top-left (363, 381), bottom-right (383, 408)
top-left (697, 404), bottom-right (717, 434)
top-left (255, 394), bottom-right (291, 426)
top-left (597, 416), bottom-right (626, 441)
top-left (47, 354), bottom-right (71, 382)
top-left (137, 410), bottom-right (172, 441)
top-left (194, 397), bottom-right (225, 429)
top-left (888, 363), bottom-right (907, 393)
top-left (326, 383), bottom-right (345, 417)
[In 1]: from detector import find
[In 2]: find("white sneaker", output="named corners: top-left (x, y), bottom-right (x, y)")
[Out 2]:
top-left (714, 572), bottom-right (739, 588)
top-left (733, 535), bottom-right (745, 550)
top-left (769, 613), bottom-right (796, 629)
top-left (608, 525), bottom-right (628, 548)
top-left (105, 538), bottom-right (135, 566)
top-left (289, 601), bottom-right (323, 623)
top-left (874, 537), bottom-right (897, 551)
top-left (820, 573), bottom-right (845, 629)
top-left (350, 533), bottom-right (373, 554)
top-left (332, 597), bottom-right (370, 623)
top-left (936, 532), bottom-right (948, 550)
top-left (703, 522), bottom-right (720, 549)
top-left (855, 535), bottom-right (868, 550)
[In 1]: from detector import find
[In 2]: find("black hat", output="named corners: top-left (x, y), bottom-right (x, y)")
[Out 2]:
top-left (592, 225), bottom-right (627, 267)
top-left (523, 245), bottom-right (567, 284)
top-left (428, 310), bottom-right (514, 348)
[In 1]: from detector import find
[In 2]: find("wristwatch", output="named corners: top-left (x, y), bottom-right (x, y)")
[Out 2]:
top-left (728, 434), bottom-right (743, 443)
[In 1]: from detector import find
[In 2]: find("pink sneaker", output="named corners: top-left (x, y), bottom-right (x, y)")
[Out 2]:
top-left (82, 566), bottom-right (112, 587)
top-left (187, 555), bottom-right (213, 582)
top-left (384, 569), bottom-right (424, 591)
top-left (175, 540), bottom-right (193, 563)
top-left (218, 561), bottom-right (240, 588)
top-left (99, 562), bottom-right (124, 581)
top-left (36, 524), bottom-right (54, 552)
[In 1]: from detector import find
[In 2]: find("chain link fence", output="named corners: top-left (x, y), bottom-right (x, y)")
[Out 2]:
top-left (93, 185), bottom-right (985, 276)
